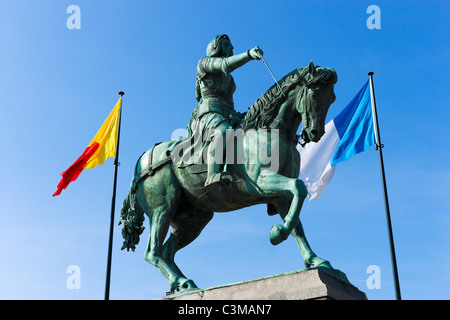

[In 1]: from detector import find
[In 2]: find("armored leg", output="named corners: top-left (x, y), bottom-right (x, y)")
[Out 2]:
top-left (204, 124), bottom-right (233, 189)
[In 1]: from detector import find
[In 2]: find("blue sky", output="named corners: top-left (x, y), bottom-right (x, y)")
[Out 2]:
top-left (0, 0), bottom-right (448, 300)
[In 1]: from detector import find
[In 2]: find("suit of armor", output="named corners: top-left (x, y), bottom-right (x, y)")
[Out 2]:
top-left (188, 34), bottom-right (263, 189)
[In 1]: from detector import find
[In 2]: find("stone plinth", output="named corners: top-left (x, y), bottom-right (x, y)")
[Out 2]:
top-left (162, 268), bottom-right (367, 300)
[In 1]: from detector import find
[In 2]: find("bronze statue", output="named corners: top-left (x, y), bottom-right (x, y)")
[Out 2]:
top-left (119, 35), bottom-right (341, 293)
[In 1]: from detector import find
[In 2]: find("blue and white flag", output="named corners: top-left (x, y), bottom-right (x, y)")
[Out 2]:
top-left (297, 80), bottom-right (376, 200)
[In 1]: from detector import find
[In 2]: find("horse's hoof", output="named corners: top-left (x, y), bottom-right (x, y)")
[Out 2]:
top-left (170, 277), bottom-right (198, 293)
top-left (315, 259), bottom-right (333, 269)
top-left (304, 257), bottom-right (332, 269)
top-left (179, 279), bottom-right (198, 291)
top-left (270, 224), bottom-right (287, 246)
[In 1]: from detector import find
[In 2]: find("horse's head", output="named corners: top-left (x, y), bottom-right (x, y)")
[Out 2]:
top-left (241, 61), bottom-right (337, 145)
top-left (297, 61), bottom-right (337, 144)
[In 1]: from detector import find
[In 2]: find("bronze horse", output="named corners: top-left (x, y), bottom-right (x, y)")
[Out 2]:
top-left (119, 61), bottom-right (342, 292)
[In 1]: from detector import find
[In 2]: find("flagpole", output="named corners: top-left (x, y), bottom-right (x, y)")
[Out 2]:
top-left (368, 73), bottom-right (401, 300)
top-left (104, 91), bottom-right (124, 300)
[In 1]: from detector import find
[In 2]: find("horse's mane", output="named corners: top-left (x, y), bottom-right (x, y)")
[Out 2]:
top-left (240, 65), bottom-right (337, 130)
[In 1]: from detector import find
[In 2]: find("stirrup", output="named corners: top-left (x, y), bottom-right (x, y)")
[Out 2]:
top-left (267, 203), bottom-right (278, 216)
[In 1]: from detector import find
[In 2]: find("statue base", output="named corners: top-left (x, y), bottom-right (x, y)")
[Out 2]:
top-left (162, 268), bottom-right (367, 300)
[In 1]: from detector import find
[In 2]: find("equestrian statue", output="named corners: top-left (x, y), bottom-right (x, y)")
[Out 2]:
top-left (119, 34), bottom-right (344, 293)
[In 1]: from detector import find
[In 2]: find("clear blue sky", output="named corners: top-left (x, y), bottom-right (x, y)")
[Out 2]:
top-left (0, 0), bottom-right (448, 300)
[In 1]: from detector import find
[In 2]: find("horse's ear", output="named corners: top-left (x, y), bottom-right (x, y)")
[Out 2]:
top-left (308, 60), bottom-right (316, 75)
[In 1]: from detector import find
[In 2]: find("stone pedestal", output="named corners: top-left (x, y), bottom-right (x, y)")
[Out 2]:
top-left (163, 268), bottom-right (367, 300)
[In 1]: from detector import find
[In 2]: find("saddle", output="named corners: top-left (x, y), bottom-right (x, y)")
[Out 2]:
top-left (130, 140), bottom-right (276, 215)
top-left (130, 139), bottom-right (209, 192)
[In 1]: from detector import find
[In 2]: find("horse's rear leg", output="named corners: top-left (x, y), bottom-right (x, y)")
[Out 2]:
top-left (143, 204), bottom-right (181, 290)
top-left (138, 169), bottom-right (191, 292)
top-left (162, 210), bottom-right (214, 279)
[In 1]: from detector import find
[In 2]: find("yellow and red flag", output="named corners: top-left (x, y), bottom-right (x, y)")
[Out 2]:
top-left (53, 97), bottom-right (122, 196)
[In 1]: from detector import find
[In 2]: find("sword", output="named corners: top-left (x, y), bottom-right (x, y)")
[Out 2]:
top-left (261, 55), bottom-right (285, 97)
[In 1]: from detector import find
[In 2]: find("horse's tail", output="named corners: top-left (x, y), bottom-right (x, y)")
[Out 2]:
top-left (118, 185), bottom-right (146, 252)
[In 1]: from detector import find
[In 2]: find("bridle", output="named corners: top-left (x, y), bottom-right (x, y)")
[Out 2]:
top-left (297, 86), bottom-right (312, 147)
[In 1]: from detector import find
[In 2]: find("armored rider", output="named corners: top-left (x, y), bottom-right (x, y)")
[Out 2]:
top-left (189, 34), bottom-right (263, 189)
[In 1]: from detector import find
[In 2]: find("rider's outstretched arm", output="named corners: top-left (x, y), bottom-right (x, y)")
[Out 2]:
top-left (199, 46), bottom-right (263, 74)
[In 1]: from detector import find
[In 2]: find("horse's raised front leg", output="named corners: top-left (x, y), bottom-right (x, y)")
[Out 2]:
top-left (257, 170), bottom-right (307, 245)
